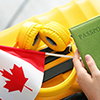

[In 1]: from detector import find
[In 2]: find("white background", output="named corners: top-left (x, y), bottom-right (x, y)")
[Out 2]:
top-left (0, 0), bottom-right (72, 31)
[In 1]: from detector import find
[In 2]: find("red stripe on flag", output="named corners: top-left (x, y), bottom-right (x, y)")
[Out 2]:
top-left (0, 45), bottom-right (45, 72)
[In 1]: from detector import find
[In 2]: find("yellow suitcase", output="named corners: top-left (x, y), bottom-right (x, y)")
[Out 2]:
top-left (0, 0), bottom-right (100, 99)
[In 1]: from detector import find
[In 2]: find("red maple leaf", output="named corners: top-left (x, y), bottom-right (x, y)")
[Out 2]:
top-left (0, 64), bottom-right (33, 92)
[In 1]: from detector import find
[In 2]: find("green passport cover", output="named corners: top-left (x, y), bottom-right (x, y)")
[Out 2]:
top-left (69, 15), bottom-right (100, 73)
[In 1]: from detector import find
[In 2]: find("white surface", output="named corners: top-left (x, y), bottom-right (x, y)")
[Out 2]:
top-left (0, 0), bottom-right (72, 31)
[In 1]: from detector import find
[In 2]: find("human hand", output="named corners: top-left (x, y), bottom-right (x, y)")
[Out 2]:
top-left (73, 49), bottom-right (100, 100)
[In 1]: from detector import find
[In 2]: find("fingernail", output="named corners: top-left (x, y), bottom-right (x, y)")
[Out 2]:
top-left (85, 54), bottom-right (92, 61)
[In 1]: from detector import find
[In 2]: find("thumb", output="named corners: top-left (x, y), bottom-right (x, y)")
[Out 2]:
top-left (85, 54), bottom-right (99, 76)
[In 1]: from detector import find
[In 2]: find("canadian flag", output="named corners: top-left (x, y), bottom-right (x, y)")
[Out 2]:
top-left (0, 45), bottom-right (45, 100)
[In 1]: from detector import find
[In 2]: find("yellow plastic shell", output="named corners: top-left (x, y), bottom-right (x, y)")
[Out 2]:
top-left (15, 22), bottom-right (43, 50)
top-left (39, 21), bottom-right (71, 51)
top-left (38, 67), bottom-right (76, 97)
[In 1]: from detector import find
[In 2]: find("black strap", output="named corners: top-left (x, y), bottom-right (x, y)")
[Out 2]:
top-left (61, 92), bottom-right (88, 100)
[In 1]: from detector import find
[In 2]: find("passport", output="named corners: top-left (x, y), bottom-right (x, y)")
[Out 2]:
top-left (69, 15), bottom-right (100, 73)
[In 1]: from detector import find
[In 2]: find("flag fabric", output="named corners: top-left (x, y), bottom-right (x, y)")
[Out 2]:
top-left (0, 45), bottom-right (45, 100)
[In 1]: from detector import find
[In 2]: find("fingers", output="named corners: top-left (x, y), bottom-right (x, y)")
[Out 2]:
top-left (85, 54), bottom-right (100, 76)
top-left (73, 49), bottom-right (87, 73)
top-left (73, 49), bottom-right (91, 83)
